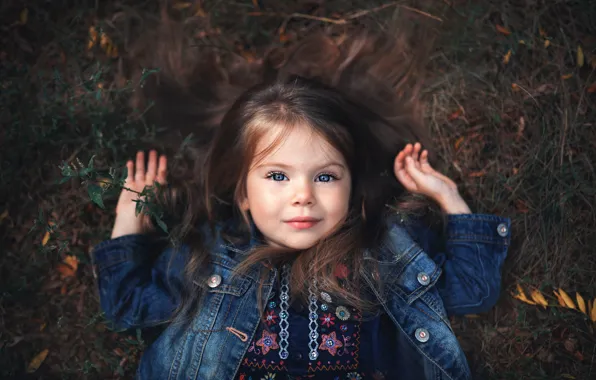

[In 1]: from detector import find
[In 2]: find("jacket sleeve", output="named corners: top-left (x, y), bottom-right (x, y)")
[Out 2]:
top-left (406, 213), bottom-right (511, 316)
top-left (91, 234), bottom-right (189, 331)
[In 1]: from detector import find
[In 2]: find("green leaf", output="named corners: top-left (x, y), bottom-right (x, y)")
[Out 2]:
top-left (87, 183), bottom-right (105, 209)
top-left (155, 218), bottom-right (168, 234)
top-left (135, 199), bottom-right (143, 216)
top-left (87, 155), bottom-right (96, 170)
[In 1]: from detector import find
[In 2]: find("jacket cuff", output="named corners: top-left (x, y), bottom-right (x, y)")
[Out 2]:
top-left (445, 213), bottom-right (511, 246)
top-left (91, 234), bottom-right (152, 272)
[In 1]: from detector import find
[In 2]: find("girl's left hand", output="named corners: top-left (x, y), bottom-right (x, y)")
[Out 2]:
top-left (393, 142), bottom-right (459, 203)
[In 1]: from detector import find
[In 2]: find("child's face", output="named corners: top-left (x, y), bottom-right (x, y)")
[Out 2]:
top-left (241, 126), bottom-right (351, 250)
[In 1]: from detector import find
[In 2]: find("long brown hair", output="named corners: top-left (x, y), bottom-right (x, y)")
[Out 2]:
top-left (120, 9), bottom-right (444, 330)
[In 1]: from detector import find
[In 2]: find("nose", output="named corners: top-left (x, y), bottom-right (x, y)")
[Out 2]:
top-left (291, 178), bottom-right (316, 206)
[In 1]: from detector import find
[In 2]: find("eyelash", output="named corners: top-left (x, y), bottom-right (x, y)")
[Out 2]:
top-left (265, 171), bottom-right (339, 182)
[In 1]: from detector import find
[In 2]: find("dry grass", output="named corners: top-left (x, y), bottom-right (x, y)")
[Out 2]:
top-left (0, 0), bottom-right (595, 379)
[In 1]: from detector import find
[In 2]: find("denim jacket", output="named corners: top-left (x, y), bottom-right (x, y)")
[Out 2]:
top-left (91, 213), bottom-right (511, 380)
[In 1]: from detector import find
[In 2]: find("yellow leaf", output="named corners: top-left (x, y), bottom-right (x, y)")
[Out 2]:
top-left (519, 40), bottom-right (526, 45)
top-left (553, 290), bottom-right (566, 307)
top-left (511, 83), bottom-right (520, 91)
top-left (20, 8), bottom-right (28, 25)
top-left (530, 289), bottom-right (548, 309)
top-left (26, 349), bottom-right (49, 373)
top-left (588, 299), bottom-right (593, 316)
top-left (512, 284), bottom-right (536, 305)
top-left (39, 322), bottom-right (46, 332)
top-left (0, 209), bottom-right (9, 222)
top-left (172, 2), bottom-right (192, 9)
top-left (577, 46), bottom-right (584, 67)
top-left (561, 74), bottom-right (573, 80)
top-left (42, 231), bottom-right (50, 246)
top-left (558, 288), bottom-right (576, 309)
top-left (544, 40), bottom-right (551, 48)
top-left (576, 292), bottom-right (587, 314)
top-left (503, 49), bottom-right (512, 64)
top-left (88, 26), bottom-right (98, 50)
top-left (591, 299), bottom-right (596, 322)
top-left (64, 255), bottom-right (79, 272)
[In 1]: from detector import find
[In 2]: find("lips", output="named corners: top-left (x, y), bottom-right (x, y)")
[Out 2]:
top-left (285, 217), bottom-right (321, 230)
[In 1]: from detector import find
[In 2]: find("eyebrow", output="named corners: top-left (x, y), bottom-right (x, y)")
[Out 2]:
top-left (256, 162), bottom-right (346, 171)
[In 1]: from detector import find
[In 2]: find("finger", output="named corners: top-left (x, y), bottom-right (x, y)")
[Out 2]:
top-left (404, 155), bottom-right (426, 184)
top-left (156, 155), bottom-right (168, 184)
top-left (145, 150), bottom-right (157, 185)
top-left (135, 151), bottom-right (145, 182)
top-left (394, 167), bottom-right (418, 191)
top-left (419, 150), bottom-right (434, 174)
top-left (125, 160), bottom-right (134, 183)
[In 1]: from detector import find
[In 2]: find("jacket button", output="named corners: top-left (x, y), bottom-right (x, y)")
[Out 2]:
top-left (417, 272), bottom-right (430, 286)
top-left (207, 274), bottom-right (222, 288)
top-left (415, 328), bottom-right (430, 343)
top-left (497, 223), bottom-right (509, 237)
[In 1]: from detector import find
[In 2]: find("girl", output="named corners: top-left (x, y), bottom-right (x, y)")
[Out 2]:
top-left (91, 15), bottom-right (510, 380)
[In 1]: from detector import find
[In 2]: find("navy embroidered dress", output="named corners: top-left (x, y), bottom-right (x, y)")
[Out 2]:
top-left (235, 264), bottom-right (393, 380)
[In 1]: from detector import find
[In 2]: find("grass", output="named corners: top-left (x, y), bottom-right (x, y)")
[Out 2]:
top-left (0, 0), bottom-right (595, 378)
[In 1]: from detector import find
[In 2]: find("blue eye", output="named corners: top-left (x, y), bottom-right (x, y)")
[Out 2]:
top-left (316, 173), bottom-right (337, 182)
top-left (266, 172), bottom-right (287, 181)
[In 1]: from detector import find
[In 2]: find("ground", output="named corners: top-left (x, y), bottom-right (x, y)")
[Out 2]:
top-left (1, 0), bottom-right (595, 379)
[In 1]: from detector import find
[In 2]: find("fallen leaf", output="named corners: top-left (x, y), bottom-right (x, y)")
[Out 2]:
top-left (20, 8), bottom-right (28, 25)
top-left (512, 283), bottom-right (537, 305)
top-left (530, 289), bottom-right (548, 309)
top-left (539, 27), bottom-right (547, 37)
top-left (454, 136), bottom-right (465, 150)
top-left (577, 46), bottom-right (584, 67)
top-left (194, 5), bottom-right (207, 17)
top-left (42, 231), bottom-right (50, 246)
top-left (496, 25), bottom-right (511, 36)
top-left (518, 40), bottom-right (526, 45)
top-left (0, 209), bottom-right (9, 222)
top-left (544, 40), bottom-right (551, 48)
top-left (448, 108), bottom-right (463, 121)
top-left (88, 26), bottom-right (98, 50)
top-left (561, 74), bottom-right (573, 80)
top-left (561, 374), bottom-right (576, 379)
top-left (469, 171), bottom-right (486, 178)
top-left (587, 82), bottom-right (596, 93)
top-left (574, 351), bottom-right (584, 361)
top-left (511, 83), bottom-right (520, 91)
top-left (576, 292), bottom-right (587, 314)
top-left (591, 298), bottom-right (596, 322)
top-left (172, 2), bottom-right (192, 9)
top-left (465, 314), bottom-right (481, 318)
top-left (26, 349), bottom-right (49, 373)
top-left (57, 256), bottom-right (79, 279)
top-left (503, 49), bottom-right (512, 64)
top-left (557, 288), bottom-right (576, 309)
top-left (553, 290), bottom-right (567, 307)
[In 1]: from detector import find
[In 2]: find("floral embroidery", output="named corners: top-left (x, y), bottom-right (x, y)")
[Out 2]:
top-left (335, 306), bottom-right (350, 321)
top-left (319, 331), bottom-right (343, 356)
top-left (256, 330), bottom-right (279, 355)
top-left (264, 310), bottom-right (278, 326)
top-left (346, 372), bottom-right (362, 380)
top-left (340, 324), bottom-right (348, 332)
top-left (260, 373), bottom-right (276, 380)
top-left (320, 313), bottom-right (336, 328)
top-left (335, 263), bottom-right (349, 279)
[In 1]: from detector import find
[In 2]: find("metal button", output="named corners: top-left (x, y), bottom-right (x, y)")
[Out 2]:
top-left (417, 272), bottom-right (430, 286)
top-left (415, 328), bottom-right (429, 343)
top-left (497, 223), bottom-right (509, 237)
top-left (207, 274), bottom-right (222, 288)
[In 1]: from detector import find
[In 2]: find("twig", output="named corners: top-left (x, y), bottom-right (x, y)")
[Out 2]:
top-left (248, 3), bottom-right (442, 24)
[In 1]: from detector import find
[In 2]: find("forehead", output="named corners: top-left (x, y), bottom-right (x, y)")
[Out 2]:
top-left (253, 125), bottom-right (345, 167)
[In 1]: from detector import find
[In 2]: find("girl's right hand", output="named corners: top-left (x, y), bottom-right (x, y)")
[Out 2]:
top-left (111, 150), bottom-right (168, 239)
